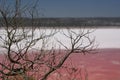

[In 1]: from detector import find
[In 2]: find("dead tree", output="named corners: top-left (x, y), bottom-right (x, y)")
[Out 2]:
top-left (0, 0), bottom-right (95, 80)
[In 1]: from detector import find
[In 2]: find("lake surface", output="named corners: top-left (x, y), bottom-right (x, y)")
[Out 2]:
top-left (0, 28), bottom-right (120, 50)
top-left (0, 28), bottom-right (120, 80)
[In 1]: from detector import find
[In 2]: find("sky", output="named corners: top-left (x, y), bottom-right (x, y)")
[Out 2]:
top-left (5, 0), bottom-right (120, 17)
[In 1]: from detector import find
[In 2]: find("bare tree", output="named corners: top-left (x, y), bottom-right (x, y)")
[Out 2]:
top-left (0, 0), bottom-right (95, 80)
top-left (49, 59), bottom-right (89, 80)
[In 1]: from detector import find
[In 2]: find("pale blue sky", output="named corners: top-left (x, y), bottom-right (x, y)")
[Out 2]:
top-left (7, 0), bottom-right (120, 17)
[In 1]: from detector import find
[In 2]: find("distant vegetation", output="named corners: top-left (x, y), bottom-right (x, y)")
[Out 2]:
top-left (0, 17), bottom-right (120, 28)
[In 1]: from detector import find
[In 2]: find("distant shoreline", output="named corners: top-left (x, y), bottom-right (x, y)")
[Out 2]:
top-left (0, 26), bottom-right (120, 29)
top-left (1, 17), bottom-right (120, 28)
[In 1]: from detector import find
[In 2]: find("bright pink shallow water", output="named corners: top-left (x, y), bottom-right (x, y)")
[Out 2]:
top-left (65, 49), bottom-right (120, 80)
top-left (0, 49), bottom-right (120, 80)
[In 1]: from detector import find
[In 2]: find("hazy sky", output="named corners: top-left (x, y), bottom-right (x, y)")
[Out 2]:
top-left (7, 0), bottom-right (120, 17)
